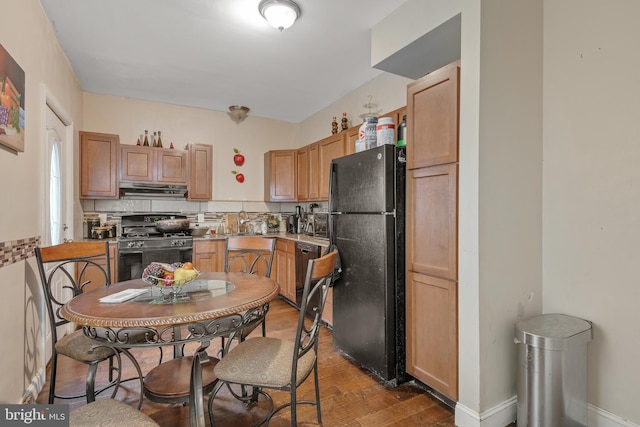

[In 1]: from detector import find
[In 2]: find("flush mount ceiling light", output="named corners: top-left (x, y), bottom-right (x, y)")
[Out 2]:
top-left (259, 0), bottom-right (301, 31)
top-left (228, 105), bottom-right (250, 124)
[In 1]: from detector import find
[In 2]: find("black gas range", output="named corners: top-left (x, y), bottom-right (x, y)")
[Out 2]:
top-left (117, 214), bottom-right (193, 282)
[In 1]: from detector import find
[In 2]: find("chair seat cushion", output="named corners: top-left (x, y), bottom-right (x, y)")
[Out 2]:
top-left (70, 399), bottom-right (159, 427)
top-left (55, 330), bottom-right (115, 362)
top-left (143, 356), bottom-right (219, 401)
top-left (214, 337), bottom-right (316, 388)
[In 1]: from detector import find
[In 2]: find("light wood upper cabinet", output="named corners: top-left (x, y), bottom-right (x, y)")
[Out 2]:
top-left (318, 133), bottom-right (345, 200)
top-left (120, 145), bottom-right (155, 183)
top-left (156, 148), bottom-right (188, 184)
top-left (80, 131), bottom-right (119, 199)
top-left (264, 150), bottom-right (296, 202)
top-left (120, 145), bottom-right (188, 185)
top-left (308, 143), bottom-right (320, 200)
top-left (407, 61), bottom-right (459, 169)
top-left (344, 125), bottom-right (359, 156)
top-left (188, 144), bottom-right (213, 201)
top-left (263, 107), bottom-right (406, 203)
top-left (296, 146), bottom-right (309, 201)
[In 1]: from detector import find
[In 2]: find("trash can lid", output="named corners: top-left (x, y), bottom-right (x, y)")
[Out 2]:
top-left (514, 313), bottom-right (592, 350)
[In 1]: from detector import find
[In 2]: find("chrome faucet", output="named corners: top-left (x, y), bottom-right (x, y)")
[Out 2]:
top-left (238, 210), bottom-right (250, 233)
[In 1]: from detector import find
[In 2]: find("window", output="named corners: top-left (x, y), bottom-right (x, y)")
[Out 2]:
top-left (49, 139), bottom-right (61, 245)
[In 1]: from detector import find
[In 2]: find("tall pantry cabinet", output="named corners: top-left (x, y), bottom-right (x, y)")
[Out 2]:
top-left (405, 61), bottom-right (460, 401)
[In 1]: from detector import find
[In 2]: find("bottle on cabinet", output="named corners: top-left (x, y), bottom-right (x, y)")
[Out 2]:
top-left (143, 130), bottom-right (150, 146)
top-left (357, 116), bottom-right (378, 151)
top-left (157, 131), bottom-right (163, 148)
top-left (376, 117), bottom-right (395, 146)
top-left (397, 115), bottom-right (407, 147)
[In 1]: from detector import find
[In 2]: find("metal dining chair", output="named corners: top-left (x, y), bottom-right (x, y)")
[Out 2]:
top-left (208, 249), bottom-right (339, 427)
top-left (69, 399), bottom-right (159, 427)
top-left (222, 236), bottom-right (276, 346)
top-left (35, 241), bottom-right (144, 406)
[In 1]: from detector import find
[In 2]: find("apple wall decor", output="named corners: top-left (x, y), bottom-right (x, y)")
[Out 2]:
top-left (231, 148), bottom-right (245, 183)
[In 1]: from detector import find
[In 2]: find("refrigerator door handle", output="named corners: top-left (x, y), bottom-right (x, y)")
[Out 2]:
top-left (328, 162), bottom-right (337, 244)
top-left (328, 162), bottom-right (336, 214)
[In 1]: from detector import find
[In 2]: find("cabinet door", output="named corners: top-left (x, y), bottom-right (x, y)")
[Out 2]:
top-left (319, 134), bottom-right (345, 200)
top-left (275, 240), bottom-right (289, 299)
top-left (121, 145), bottom-right (155, 183)
top-left (285, 241), bottom-right (296, 302)
top-left (264, 150), bottom-right (296, 201)
top-left (109, 243), bottom-right (117, 283)
top-left (193, 240), bottom-right (223, 272)
top-left (296, 147), bottom-right (309, 201)
top-left (407, 61), bottom-right (459, 169)
top-left (156, 148), bottom-right (188, 184)
top-left (80, 131), bottom-right (119, 198)
top-left (407, 163), bottom-right (457, 281)
top-left (307, 143), bottom-right (319, 200)
top-left (321, 286), bottom-right (333, 326)
top-left (406, 271), bottom-right (458, 400)
top-left (75, 254), bottom-right (109, 293)
top-left (344, 126), bottom-right (359, 156)
top-left (188, 144), bottom-right (213, 200)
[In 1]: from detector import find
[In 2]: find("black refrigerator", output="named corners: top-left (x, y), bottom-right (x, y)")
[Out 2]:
top-left (329, 144), bottom-right (406, 383)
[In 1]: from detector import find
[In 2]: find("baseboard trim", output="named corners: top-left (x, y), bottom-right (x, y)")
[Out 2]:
top-left (455, 396), bottom-right (517, 427)
top-left (21, 366), bottom-right (46, 404)
top-left (588, 404), bottom-right (640, 427)
top-left (455, 397), bottom-right (640, 427)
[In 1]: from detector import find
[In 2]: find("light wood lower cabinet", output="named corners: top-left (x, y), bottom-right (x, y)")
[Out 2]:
top-left (75, 243), bottom-right (117, 292)
top-left (322, 287), bottom-right (333, 326)
top-left (406, 271), bottom-right (458, 400)
top-left (193, 240), bottom-right (224, 273)
top-left (275, 239), bottom-right (296, 302)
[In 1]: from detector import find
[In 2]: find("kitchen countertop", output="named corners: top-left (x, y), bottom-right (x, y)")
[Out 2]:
top-left (193, 232), bottom-right (330, 247)
top-left (86, 232), bottom-right (329, 248)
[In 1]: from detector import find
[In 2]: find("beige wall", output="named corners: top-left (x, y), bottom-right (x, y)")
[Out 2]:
top-left (83, 93), bottom-right (298, 203)
top-left (543, 0), bottom-right (640, 421)
top-left (0, 0), bottom-right (84, 403)
top-left (476, 0), bottom-right (543, 412)
top-left (375, 0), bottom-right (640, 425)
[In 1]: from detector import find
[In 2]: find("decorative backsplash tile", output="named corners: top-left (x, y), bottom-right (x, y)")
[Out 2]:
top-left (0, 236), bottom-right (40, 269)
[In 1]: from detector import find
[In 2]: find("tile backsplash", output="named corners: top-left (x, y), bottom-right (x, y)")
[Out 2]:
top-left (81, 199), bottom-right (328, 238)
top-left (0, 237), bottom-right (39, 269)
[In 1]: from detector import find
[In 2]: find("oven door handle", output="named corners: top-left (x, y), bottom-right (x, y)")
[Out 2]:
top-left (120, 250), bottom-right (144, 255)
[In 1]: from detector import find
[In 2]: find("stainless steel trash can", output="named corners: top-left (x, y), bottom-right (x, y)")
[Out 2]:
top-left (514, 314), bottom-right (592, 427)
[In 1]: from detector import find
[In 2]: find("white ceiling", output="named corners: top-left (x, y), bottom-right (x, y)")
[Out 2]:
top-left (39, 0), bottom-right (409, 123)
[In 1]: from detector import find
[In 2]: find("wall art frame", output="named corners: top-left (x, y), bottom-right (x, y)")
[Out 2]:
top-left (0, 43), bottom-right (25, 153)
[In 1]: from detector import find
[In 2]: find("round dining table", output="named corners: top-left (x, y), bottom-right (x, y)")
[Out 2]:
top-left (61, 271), bottom-right (280, 427)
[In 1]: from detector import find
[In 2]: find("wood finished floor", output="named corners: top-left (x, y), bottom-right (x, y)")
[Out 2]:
top-left (37, 297), bottom-right (458, 426)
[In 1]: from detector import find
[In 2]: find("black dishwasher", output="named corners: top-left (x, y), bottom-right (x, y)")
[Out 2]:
top-left (295, 241), bottom-right (320, 316)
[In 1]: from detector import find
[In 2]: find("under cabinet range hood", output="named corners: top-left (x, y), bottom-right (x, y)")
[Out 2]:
top-left (119, 183), bottom-right (188, 199)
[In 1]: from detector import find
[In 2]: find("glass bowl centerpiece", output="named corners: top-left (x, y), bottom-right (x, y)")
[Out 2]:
top-left (142, 262), bottom-right (200, 296)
